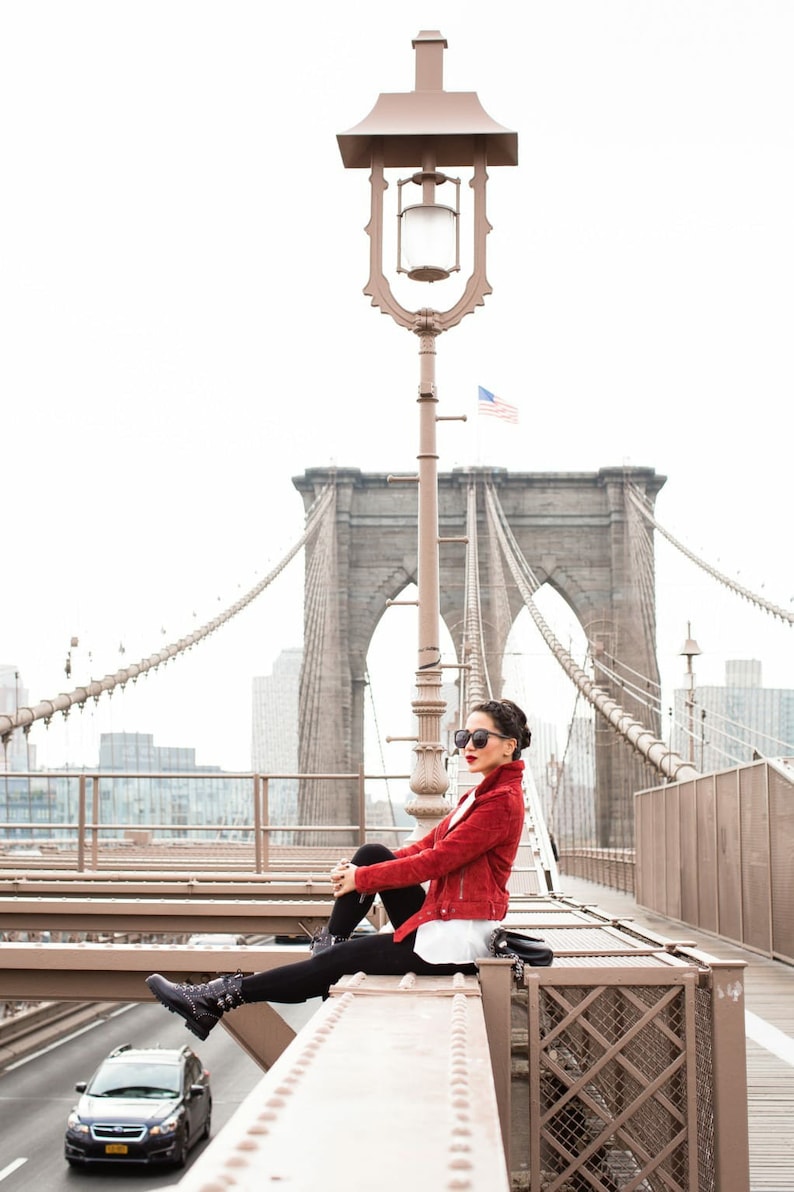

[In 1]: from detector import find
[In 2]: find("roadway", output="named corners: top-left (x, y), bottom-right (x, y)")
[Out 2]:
top-left (0, 1002), bottom-right (267, 1192)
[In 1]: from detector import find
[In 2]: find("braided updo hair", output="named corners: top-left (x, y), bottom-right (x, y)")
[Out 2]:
top-left (471, 698), bottom-right (532, 761)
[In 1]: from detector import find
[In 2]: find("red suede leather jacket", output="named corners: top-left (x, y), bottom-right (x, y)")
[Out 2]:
top-left (354, 760), bottom-right (525, 943)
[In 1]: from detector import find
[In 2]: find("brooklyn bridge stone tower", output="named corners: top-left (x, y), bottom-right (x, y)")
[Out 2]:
top-left (293, 464), bottom-right (665, 847)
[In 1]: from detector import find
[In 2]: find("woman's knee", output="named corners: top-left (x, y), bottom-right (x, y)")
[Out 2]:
top-left (351, 842), bottom-right (395, 865)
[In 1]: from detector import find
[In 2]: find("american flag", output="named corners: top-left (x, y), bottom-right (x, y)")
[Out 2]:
top-left (477, 385), bottom-right (519, 424)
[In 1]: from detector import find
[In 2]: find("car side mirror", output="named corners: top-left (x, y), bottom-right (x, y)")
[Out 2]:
top-left (74, 1082), bottom-right (87, 1093)
top-left (189, 1084), bottom-right (205, 1098)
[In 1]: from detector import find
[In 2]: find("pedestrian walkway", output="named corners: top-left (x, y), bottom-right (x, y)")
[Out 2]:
top-left (557, 874), bottom-right (794, 1192)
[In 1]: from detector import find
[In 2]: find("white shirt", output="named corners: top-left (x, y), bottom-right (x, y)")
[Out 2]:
top-left (412, 789), bottom-right (500, 965)
top-left (413, 917), bottom-right (500, 964)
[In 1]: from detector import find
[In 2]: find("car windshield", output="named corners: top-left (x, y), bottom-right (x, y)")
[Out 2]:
top-left (88, 1061), bottom-right (180, 1098)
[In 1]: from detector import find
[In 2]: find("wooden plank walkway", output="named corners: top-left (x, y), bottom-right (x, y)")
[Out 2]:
top-left (559, 874), bottom-right (794, 1192)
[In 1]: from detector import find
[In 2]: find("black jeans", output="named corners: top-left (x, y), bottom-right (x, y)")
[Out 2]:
top-left (239, 843), bottom-right (476, 1004)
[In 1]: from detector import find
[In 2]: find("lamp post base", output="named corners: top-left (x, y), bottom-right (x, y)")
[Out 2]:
top-left (404, 673), bottom-right (451, 838)
top-left (404, 786), bottom-right (452, 839)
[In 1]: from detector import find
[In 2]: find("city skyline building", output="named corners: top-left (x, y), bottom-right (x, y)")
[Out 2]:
top-left (94, 732), bottom-right (246, 842)
top-left (251, 648), bottom-right (302, 837)
top-left (673, 659), bottom-right (794, 772)
top-left (25, 732), bottom-right (248, 846)
top-left (0, 666), bottom-right (36, 772)
top-left (252, 650), bottom-right (465, 838)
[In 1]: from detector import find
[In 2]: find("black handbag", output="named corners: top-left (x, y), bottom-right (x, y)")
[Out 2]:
top-left (488, 927), bottom-right (554, 980)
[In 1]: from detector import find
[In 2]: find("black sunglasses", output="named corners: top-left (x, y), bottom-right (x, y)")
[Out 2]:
top-left (454, 728), bottom-right (514, 750)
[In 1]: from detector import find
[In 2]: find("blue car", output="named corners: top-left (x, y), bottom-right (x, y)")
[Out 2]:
top-left (64, 1043), bottom-right (211, 1168)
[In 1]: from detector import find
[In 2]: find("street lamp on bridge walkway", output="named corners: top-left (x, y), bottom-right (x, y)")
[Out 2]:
top-left (337, 32), bottom-right (517, 829)
top-left (679, 623), bottom-right (702, 766)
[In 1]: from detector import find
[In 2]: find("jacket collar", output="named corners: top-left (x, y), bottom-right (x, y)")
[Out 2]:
top-left (473, 758), bottom-right (524, 797)
top-left (449, 760), bottom-right (524, 827)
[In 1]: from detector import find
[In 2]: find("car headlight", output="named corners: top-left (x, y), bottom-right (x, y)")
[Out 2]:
top-left (67, 1112), bottom-right (90, 1134)
top-left (149, 1114), bottom-right (180, 1136)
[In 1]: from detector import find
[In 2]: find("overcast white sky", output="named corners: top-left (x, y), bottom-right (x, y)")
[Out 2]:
top-left (1, 1), bottom-right (792, 775)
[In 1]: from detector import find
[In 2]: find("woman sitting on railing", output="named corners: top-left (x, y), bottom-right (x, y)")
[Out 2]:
top-left (145, 699), bottom-right (531, 1041)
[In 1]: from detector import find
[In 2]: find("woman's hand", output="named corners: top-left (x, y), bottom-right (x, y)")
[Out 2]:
top-left (330, 860), bottom-right (358, 898)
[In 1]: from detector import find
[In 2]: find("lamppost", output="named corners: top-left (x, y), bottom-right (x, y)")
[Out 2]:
top-left (679, 623), bottom-right (702, 766)
top-left (338, 31), bottom-right (517, 830)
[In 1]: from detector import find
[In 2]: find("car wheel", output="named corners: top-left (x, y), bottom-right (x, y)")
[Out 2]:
top-left (173, 1131), bottom-right (189, 1169)
top-left (201, 1098), bottom-right (213, 1140)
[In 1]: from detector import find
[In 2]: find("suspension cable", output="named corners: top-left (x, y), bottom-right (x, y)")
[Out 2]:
top-left (365, 668), bottom-right (397, 828)
top-left (592, 648), bottom-right (662, 694)
top-left (591, 655), bottom-right (664, 718)
top-left (485, 483), bottom-right (699, 782)
top-left (627, 483), bottom-right (794, 625)
top-left (0, 485), bottom-right (335, 743)
top-left (460, 480), bottom-right (491, 707)
top-left (625, 478), bottom-right (660, 670)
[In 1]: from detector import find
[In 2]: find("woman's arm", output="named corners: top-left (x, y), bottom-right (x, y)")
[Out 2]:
top-left (330, 816), bottom-right (449, 898)
top-left (355, 792), bottom-right (521, 894)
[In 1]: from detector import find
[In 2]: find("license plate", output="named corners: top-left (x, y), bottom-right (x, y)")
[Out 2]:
top-left (105, 1143), bottom-right (128, 1155)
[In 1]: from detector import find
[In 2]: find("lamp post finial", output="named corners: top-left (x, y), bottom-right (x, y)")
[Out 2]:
top-left (412, 30), bottom-right (448, 91)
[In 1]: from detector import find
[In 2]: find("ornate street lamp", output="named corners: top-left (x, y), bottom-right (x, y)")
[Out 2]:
top-left (338, 31), bottom-right (517, 830)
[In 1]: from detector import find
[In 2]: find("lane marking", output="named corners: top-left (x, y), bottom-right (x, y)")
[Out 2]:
top-left (0, 1159), bottom-right (27, 1182)
top-left (745, 1011), bottom-right (794, 1067)
top-left (3, 1003), bottom-right (136, 1072)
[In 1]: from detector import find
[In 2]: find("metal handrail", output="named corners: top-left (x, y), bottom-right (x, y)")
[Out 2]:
top-left (1, 768), bottom-right (413, 873)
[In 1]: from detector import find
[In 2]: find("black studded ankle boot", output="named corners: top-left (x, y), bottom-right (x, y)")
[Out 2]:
top-left (145, 971), bottom-right (246, 1041)
top-left (309, 926), bottom-right (347, 955)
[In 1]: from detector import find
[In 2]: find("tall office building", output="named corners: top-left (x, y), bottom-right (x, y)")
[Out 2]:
top-left (92, 732), bottom-right (242, 838)
top-left (0, 666), bottom-right (36, 771)
top-left (1, 665), bottom-right (44, 834)
top-left (251, 649), bottom-right (302, 833)
top-left (673, 660), bottom-right (794, 772)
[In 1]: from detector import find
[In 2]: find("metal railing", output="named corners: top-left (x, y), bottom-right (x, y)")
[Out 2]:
top-left (558, 846), bottom-right (636, 894)
top-left (517, 948), bottom-right (747, 1191)
top-left (635, 756), bottom-right (794, 964)
top-left (0, 769), bottom-right (412, 873)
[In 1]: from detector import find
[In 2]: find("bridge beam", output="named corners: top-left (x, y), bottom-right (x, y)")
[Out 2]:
top-left (0, 943), bottom-right (309, 1002)
top-left (167, 972), bottom-right (510, 1192)
top-left (0, 897), bottom-right (331, 936)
